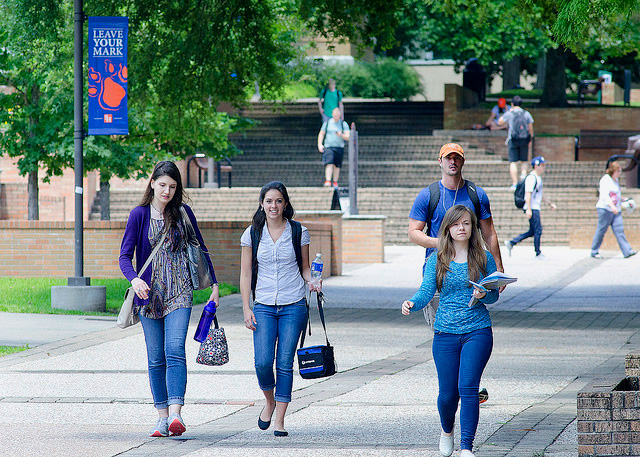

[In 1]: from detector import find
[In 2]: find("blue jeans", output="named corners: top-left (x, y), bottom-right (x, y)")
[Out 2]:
top-left (591, 208), bottom-right (633, 257)
top-left (140, 307), bottom-right (191, 409)
top-left (432, 327), bottom-right (493, 452)
top-left (253, 300), bottom-right (308, 403)
top-left (511, 209), bottom-right (542, 255)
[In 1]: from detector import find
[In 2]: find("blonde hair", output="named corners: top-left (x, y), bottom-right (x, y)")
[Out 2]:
top-left (435, 205), bottom-right (487, 292)
top-left (606, 161), bottom-right (622, 177)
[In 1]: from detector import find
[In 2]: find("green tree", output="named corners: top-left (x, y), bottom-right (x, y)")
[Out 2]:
top-left (0, 2), bottom-right (75, 220)
top-left (0, 0), bottom-right (300, 219)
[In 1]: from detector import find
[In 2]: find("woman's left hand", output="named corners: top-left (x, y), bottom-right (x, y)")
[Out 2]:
top-left (309, 280), bottom-right (322, 292)
top-left (472, 287), bottom-right (487, 300)
top-left (208, 284), bottom-right (220, 307)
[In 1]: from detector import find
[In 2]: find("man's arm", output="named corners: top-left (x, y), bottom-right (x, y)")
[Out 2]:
top-left (317, 130), bottom-right (325, 152)
top-left (479, 217), bottom-right (504, 272)
top-left (408, 218), bottom-right (438, 249)
top-left (528, 123), bottom-right (534, 137)
top-left (318, 98), bottom-right (324, 114)
top-left (339, 100), bottom-right (344, 120)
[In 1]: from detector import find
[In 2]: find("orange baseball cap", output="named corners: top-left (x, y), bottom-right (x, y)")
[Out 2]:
top-left (439, 143), bottom-right (465, 159)
top-left (497, 97), bottom-right (507, 108)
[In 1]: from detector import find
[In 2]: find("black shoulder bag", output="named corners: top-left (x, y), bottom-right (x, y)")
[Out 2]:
top-left (297, 291), bottom-right (336, 379)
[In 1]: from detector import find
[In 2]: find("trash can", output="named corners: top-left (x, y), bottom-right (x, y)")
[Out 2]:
top-left (463, 58), bottom-right (486, 101)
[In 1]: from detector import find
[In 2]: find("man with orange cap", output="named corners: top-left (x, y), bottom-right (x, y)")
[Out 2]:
top-left (485, 97), bottom-right (509, 130)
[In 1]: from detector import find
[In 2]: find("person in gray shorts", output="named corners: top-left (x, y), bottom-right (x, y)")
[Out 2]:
top-left (499, 96), bottom-right (534, 190)
top-left (317, 107), bottom-right (349, 187)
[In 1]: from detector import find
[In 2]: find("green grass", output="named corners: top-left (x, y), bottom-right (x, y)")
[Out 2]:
top-left (0, 345), bottom-right (29, 357)
top-left (0, 277), bottom-right (238, 315)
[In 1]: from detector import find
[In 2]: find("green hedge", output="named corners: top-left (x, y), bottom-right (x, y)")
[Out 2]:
top-left (292, 58), bottom-right (423, 101)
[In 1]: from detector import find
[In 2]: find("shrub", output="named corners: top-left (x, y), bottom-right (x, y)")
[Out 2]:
top-left (312, 59), bottom-right (424, 100)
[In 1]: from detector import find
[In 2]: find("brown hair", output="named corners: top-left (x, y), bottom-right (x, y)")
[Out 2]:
top-left (435, 205), bottom-right (487, 292)
top-left (606, 161), bottom-right (622, 177)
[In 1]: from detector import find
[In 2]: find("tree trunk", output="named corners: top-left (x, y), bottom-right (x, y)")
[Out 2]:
top-left (502, 57), bottom-right (521, 91)
top-left (535, 55), bottom-right (546, 90)
top-left (100, 180), bottom-right (110, 221)
top-left (27, 170), bottom-right (39, 220)
top-left (541, 46), bottom-right (568, 107)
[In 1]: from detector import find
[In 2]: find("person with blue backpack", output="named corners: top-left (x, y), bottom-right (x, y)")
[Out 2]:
top-left (498, 95), bottom-right (534, 190)
top-left (239, 181), bottom-right (322, 437)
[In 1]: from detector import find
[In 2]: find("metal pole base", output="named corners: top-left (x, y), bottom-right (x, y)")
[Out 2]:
top-left (68, 276), bottom-right (91, 286)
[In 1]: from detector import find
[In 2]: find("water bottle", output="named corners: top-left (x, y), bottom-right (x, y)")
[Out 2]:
top-left (194, 300), bottom-right (216, 343)
top-left (310, 253), bottom-right (323, 288)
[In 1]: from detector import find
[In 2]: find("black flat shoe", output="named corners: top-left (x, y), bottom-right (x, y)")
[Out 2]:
top-left (274, 430), bottom-right (288, 437)
top-left (258, 407), bottom-right (271, 430)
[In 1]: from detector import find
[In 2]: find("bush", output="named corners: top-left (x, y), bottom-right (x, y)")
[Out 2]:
top-left (312, 59), bottom-right (424, 100)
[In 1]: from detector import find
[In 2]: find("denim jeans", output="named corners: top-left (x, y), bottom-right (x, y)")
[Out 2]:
top-left (253, 299), bottom-right (308, 403)
top-left (591, 208), bottom-right (633, 257)
top-left (432, 327), bottom-right (493, 452)
top-left (140, 307), bottom-right (191, 409)
top-left (511, 209), bottom-right (542, 255)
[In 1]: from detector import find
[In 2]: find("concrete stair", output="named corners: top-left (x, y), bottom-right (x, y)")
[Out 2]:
top-left (233, 101), bottom-right (444, 137)
top-left (357, 187), bottom-right (640, 246)
top-left (108, 187), bottom-right (339, 222)
top-left (226, 159), bottom-right (608, 189)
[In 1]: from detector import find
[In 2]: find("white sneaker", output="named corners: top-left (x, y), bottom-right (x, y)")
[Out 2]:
top-left (504, 240), bottom-right (513, 257)
top-left (439, 426), bottom-right (454, 456)
top-left (536, 253), bottom-right (545, 260)
top-left (460, 450), bottom-right (475, 457)
top-left (149, 417), bottom-right (169, 437)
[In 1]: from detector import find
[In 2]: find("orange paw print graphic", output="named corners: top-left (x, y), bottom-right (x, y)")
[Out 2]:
top-left (88, 59), bottom-right (128, 110)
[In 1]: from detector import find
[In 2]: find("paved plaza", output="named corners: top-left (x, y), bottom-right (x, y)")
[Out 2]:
top-left (0, 245), bottom-right (639, 456)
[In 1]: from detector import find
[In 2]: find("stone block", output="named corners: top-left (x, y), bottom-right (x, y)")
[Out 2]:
top-left (579, 432), bottom-right (614, 445)
top-left (579, 408), bottom-right (612, 421)
top-left (51, 285), bottom-right (106, 312)
top-left (595, 444), bottom-right (631, 455)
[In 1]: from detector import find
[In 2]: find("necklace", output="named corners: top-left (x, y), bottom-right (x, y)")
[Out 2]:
top-left (150, 203), bottom-right (164, 218)
top-left (441, 177), bottom-right (462, 212)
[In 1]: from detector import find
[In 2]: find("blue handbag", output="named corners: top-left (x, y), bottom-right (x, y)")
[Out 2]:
top-left (297, 292), bottom-right (336, 379)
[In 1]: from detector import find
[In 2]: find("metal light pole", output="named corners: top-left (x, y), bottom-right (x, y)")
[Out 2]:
top-left (52, 0), bottom-right (105, 311)
top-left (70, 0), bottom-right (87, 286)
top-left (348, 122), bottom-right (358, 215)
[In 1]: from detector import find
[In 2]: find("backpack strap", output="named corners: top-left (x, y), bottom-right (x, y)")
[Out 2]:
top-left (465, 180), bottom-right (483, 226)
top-left (425, 181), bottom-right (441, 235)
top-left (250, 225), bottom-right (261, 301)
top-left (289, 219), bottom-right (303, 275)
top-left (320, 86), bottom-right (327, 100)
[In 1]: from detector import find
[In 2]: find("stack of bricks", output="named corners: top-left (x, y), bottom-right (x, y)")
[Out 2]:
top-left (577, 352), bottom-right (640, 457)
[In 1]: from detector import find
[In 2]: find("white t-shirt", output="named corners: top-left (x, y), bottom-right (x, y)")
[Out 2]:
top-left (596, 174), bottom-right (621, 212)
top-left (524, 173), bottom-right (543, 210)
top-left (241, 222), bottom-right (310, 305)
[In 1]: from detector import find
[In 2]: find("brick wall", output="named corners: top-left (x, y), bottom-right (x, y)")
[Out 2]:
top-left (444, 84), bottom-right (640, 144)
top-left (434, 129), bottom-right (577, 162)
top-left (298, 211), bottom-right (343, 276)
top-left (0, 156), bottom-right (96, 221)
top-left (342, 215), bottom-right (386, 263)
top-left (578, 376), bottom-right (640, 457)
top-left (569, 224), bottom-right (640, 250)
top-left (0, 218), bottom-right (338, 286)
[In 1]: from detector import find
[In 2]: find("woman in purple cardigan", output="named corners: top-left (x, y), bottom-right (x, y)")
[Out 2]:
top-left (119, 161), bottom-right (218, 438)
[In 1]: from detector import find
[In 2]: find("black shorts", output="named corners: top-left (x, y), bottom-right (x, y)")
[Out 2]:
top-left (322, 147), bottom-right (344, 168)
top-left (508, 137), bottom-right (530, 162)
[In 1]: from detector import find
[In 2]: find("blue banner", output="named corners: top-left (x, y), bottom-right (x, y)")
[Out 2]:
top-left (88, 16), bottom-right (128, 135)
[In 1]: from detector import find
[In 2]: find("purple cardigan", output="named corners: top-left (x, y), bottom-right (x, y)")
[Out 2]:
top-left (118, 204), bottom-right (217, 307)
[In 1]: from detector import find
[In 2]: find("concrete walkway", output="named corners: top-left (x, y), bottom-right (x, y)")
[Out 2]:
top-left (0, 245), bottom-right (639, 457)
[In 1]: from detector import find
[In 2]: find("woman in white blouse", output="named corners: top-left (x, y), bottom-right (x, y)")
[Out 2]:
top-left (240, 181), bottom-right (321, 437)
top-left (591, 161), bottom-right (636, 259)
